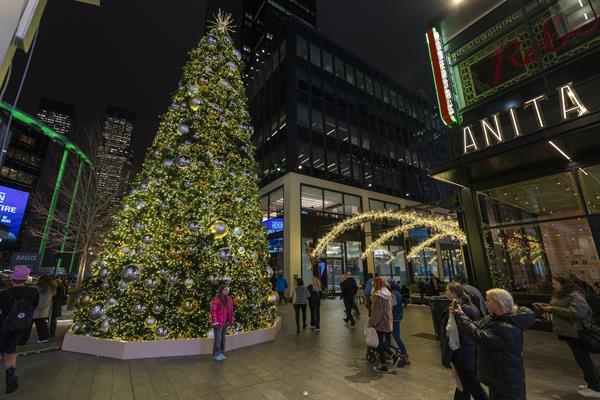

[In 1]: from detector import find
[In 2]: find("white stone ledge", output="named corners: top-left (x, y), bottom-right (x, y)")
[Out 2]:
top-left (61, 317), bottom-right (281, 360)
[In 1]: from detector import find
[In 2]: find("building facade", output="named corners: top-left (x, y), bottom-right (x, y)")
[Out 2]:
top-left (97, 106), bottom-right (135, 209)
top-left (36, 98), bottom-right (75, 139)
top-left (427, 0), bottom-right (600, 293)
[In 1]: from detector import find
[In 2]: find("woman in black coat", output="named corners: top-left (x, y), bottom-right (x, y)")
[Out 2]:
top-left (451, 288), bottom-right (535, 400)
top-left (440, 283), bottom-right (487, 400)
top-left (307, 276), bottom-right (322, 331)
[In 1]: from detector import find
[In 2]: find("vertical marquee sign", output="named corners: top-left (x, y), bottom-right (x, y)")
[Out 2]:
top-left (426, 27), bottom-right (458, 127)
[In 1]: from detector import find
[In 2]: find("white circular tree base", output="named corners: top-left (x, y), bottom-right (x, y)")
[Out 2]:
top-left (61, 317), bottom-right (281, 360)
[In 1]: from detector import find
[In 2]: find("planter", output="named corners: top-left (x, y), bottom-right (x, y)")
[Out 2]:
top-left (61, 317), bottom-right (281, 360)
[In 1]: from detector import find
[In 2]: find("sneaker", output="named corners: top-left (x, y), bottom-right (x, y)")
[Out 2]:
top-left (578, 388), bottom-right (600, 398)
top-left (372, 365), bottom-right (388, 373)
top-left (220, 354), bottom-right (227, 360)
top-left (315, 328), bottom-right (320, 332)
top-left (213, 354), bottom-right (225, 362)
top-left (37, 339), bottom-right (49, 344)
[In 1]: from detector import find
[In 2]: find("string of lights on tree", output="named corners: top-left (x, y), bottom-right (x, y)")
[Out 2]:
top-left (72, 12), bottom-right (277, 341)
top-left (311, 210), bottom-right (467, 261)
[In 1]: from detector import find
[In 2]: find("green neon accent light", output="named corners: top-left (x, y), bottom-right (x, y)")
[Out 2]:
top-left (56, 160), bottom-right (84, 273)
top-left (39, 149), bottom-right (69, 260)
top-left (0, 102), bottom-right (92, 166)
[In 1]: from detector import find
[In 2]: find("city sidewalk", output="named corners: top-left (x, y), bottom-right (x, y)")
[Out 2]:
top-left (1, 300), bottom-right (596, 399)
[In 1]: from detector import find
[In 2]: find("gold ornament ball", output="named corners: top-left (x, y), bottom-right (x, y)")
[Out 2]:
top-left (184, 278), bottom-right (194, 289)
top-left (268, 292), bottom-right (280, 303)
top-left (209, 220), bottom-right (229, 239)
top-left (79, 295), bottom-right (92, 307)
top-left (144, 316), bottom-right (158, 328)
top-left (180, 298), bottom-right (198, 314)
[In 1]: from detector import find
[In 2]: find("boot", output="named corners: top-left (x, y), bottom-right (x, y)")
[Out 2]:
top-left (5, 367), bottom-right (18, 394)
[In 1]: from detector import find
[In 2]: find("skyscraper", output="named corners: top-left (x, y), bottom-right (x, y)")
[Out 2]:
top-left (36, 98), bottom-right (75, 138)
top-left (96, 106), bottom-right (135, 209)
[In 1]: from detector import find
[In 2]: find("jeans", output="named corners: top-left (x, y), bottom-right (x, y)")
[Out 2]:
top-left (391, 321), bottom-right (408, 355)
top-left (213, 324), bottom-right (227, 356)
top-left (294, 304), bottom-right (307, 330)
top-left (277, 291), bottom-right (287, 304)
top-left (310, 305), bottom-right (320, 328)
top-left (376, 331), bottom-right (393, 365)
top-left (343, 298), bottom-right (355, 325)
top-left (565, 336), bottom-right (600, 391)
top-left (454, 367), bottom-right (489, 400)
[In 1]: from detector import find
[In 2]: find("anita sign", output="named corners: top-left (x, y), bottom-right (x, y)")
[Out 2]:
top-left (462, 82), bottom-right (589, 155)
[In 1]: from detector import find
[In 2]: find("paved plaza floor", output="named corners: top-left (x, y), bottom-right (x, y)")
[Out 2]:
top-left (2, 300), bottom-right (598, 399)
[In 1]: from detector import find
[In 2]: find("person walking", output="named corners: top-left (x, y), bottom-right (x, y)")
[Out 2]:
top-left (0, 266), bottom-right (39, 394)
top-left (307, 276), bottom-right (322, 331)
top-left (210, 284), bottom-right (233, 362)
top-left (457, 275), bottom-right (487, 317)
top-left (30, 276), bottom-right (54, 344)
top-left (389, 281), bottom-right (410, 364)
top-left (364, 273), bottom-right (374, 316)
top-left (441, 282), bottom-right (487, 400)
top-left (430, 273), bottom-right (441, 296)
top-left (340, 273), bottom-right (357, 328)
top-left (292, 278), bottom-right (310, 333)
top-left (369, 277), bottom-right (398, 373)
top-left (347, 272), bottom-right (360, 317)
top-left (451, 288), bottom-right (535, 400)
top-left (49, 277), bottom-right (66, 338)
top-left (537, 277), bottom-right (600, 398)
top-left (400, 283), bottom-right (411, 307)
top-left (418, 278), bottom-right (426, 304)
top-left (276, 274), bottom-right (288, 305)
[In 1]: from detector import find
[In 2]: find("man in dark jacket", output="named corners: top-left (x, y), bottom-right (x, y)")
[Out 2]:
top-left (452, 289), bottom-right (536, 400)
top-left (340, 274), bottom-right (357, 327)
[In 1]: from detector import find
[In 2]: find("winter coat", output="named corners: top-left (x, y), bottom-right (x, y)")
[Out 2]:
top-left (210, 296), bottom-right (233, 328)
top-left (276, 277), bottom-right (288, 293)
top-left (307, 284), bottom-right (321, 308)
top-left (462, 283), bottom-right (487, 316)
top-left (390, 288), bottom-right (404, 321)
top-left (549, 290), bottom-right (592, 338)
top-left (369, 288), bottom-right (394, 333)
top-left (440, 301), bottom-right (480, 371)
top-left (33, 286), bottom-right (53, 319)
top-left (340, 278), bottom-right (357, 300)
top-left (292, 285), bottom-right (310, 305)
top-left (455, 307), bottom-right (536, 400)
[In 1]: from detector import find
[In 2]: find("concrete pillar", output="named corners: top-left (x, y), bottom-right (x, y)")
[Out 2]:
top-left (459, 187), bottom-right (491, 290)
top-left (283, 174), bottom-right (301, 284)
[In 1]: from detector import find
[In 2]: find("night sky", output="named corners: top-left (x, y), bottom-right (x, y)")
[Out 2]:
top-left (5, 0), bottom-right (447, 171)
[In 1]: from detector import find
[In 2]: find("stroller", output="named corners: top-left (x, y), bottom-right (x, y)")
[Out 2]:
top-left (365, 340), bottom-right (407, 367)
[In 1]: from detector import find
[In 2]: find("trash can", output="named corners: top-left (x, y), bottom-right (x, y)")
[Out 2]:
top-left (430, 296), bottom-right (451, 340)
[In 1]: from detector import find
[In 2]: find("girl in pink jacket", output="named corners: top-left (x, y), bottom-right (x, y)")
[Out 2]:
top-left (210, 284), bottom-right (233, 361)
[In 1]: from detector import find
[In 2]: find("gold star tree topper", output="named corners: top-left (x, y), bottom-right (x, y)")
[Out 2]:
top-left (208, 10), bottom-right (236, 34)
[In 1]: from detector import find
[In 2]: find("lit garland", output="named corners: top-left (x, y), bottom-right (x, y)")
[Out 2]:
top-left (312, 210), bottom-right (466, 260)
top-left (407, 232), bottom-right (448, 261)
top-left (362, 222), bottom-right (421, 259)
top-left (72, 14), bottom-right (277, 341)
top-left (504, 232), bottom-right (545, 265)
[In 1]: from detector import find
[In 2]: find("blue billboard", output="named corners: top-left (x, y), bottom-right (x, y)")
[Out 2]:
top-left (0, 185), bottom-right (30, 244)
top-left (261, 217), bottom-right (283, 235)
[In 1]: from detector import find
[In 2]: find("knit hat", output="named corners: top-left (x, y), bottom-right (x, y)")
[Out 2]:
top-left (10, 265), bottom-right (30, 281)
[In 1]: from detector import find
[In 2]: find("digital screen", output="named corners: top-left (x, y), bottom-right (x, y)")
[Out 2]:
top-left (261, 217), bottom-right (283, 235)
top-left (0, 186), bottom-right (30, 244)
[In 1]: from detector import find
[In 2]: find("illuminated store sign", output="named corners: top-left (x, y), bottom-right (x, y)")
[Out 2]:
top-left (462, 82), bottom-right (588, 154)
top-left (0, 185), bottom-right (30, 243)
top-left (426, 27), bottom-right (457, 127)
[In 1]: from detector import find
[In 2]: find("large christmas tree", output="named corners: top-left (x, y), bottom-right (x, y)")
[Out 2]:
top-left (73, 13), bottom-right (278, 341)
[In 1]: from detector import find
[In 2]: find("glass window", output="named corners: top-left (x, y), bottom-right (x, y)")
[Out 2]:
top-left (346, 65), bottom-right (355, 85)
top-left (579, 164), bottom-right (600, 213)
top-left (390, 245), bottom-right (408, 284)
top-left (297, 103), bottom-right (309, 128)
top-left (313, 146), bottom-right (325, 170)
top-left (338, 119), bottom-right (349, 142)
top-left (260, 195), bottom-right (269, 221)
top-left (361, 131), bottom-right (370, 150)
top-left (369, 199), bottom-right (385, 211)
top-left (480, 172), bottom-right (584, 226)
top-left (325, 114), bottom-right (336, 136)
top-left (327, 149), bottom-right (339, 175)
top-left (334, 57), bottom-right (344, 79)
top-left (350, 126), bottom-right (360, 146)
top-left (280, 39), bottom-right (287, 60)
top-left (311, 108), bottom-right (323, 133)
top-left (324, 190), bottom-right (344, 215)
top-left (346, 241), bottom-right (363, 285)
top-left (340, 153), bottom-right (350, 177)
top-left (374, 81), bottom-right (382, 100)
top-left (269, 187), bottom-right (284, 217)
top-left (301, 185), bottom-right (323, 211)
top-left (310, 43), bottom-right (321, 67)
top-left (365, 76), bottom-right (373, 95)
top-left (323, 51), bottom-right (333, 73)
top-left (344, 194), bottom-right (362, 215)
top-left (297, 141), bottom-right (310, 169)
top-left (374, 247), bottom-right (393, 281)
top-left (485, 218), bottom-right (600, 291)
top-left (356, 70), bottom-right (365, 90)
top-left (296, 36), bottom-right (308, 59)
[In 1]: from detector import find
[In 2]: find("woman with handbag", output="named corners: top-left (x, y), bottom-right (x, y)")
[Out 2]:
top-left (369, 277), bottom-right (398, 373)
top-left (440, 283), bottom-right (487, 400)
top-left (537, 277), bottom-right (600, 398)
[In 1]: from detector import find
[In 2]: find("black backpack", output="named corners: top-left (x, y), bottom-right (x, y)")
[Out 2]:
top-left (2, 290), bottom-right (34, 334)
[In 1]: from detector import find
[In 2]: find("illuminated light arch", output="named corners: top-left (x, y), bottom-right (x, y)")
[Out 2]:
top-left (311, 210), bottom-right (467, 262)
